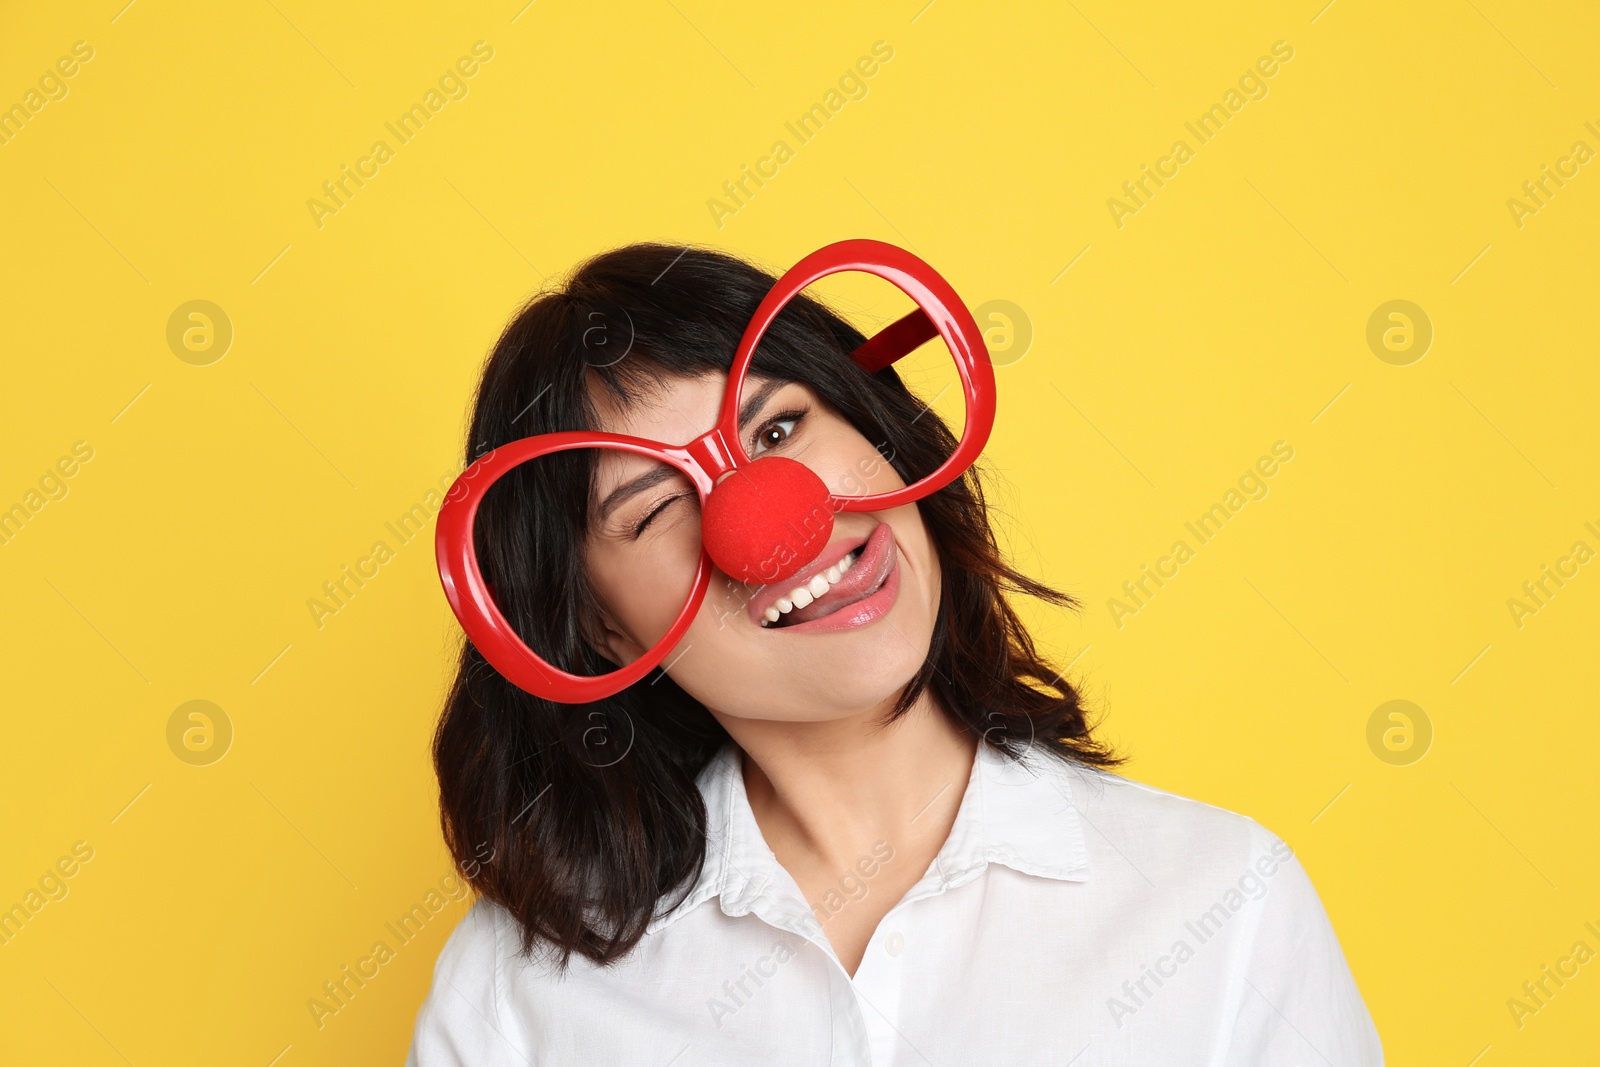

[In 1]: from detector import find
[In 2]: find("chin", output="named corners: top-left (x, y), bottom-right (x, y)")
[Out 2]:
top-left (690, 651), bottom-right (927, 720)
top-left (803, 649), bottom-right (928, 704)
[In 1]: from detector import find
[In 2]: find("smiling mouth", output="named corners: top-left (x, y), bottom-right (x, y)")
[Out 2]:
top-left (757, 522), bottom-right (895, 629)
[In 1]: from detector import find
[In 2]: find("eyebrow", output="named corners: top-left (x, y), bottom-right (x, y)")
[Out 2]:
top-left (596, 377), bottom-right (789, 523)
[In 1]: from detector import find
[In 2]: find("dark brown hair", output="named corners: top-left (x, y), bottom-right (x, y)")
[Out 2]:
top-left (432, 241), bottom-right (1119, 972)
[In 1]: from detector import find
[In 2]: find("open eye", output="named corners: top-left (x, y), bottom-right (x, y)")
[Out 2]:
top-left (751, 408), bottom-right (807, 456)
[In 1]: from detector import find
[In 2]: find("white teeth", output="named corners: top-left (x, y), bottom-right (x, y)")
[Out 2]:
top-left (760, 547), bottom-right (861, 627)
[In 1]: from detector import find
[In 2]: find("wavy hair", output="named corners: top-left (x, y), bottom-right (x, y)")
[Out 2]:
top-left (432, 241), bottom-right (1119, 971)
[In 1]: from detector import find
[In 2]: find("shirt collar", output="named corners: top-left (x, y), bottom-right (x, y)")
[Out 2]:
top-left (648, 737), bottom-right (1092, 934)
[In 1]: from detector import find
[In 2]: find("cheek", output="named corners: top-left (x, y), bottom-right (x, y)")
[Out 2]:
top-left (907, 508), bottom-right (941, 609)
top-left (695, 569), bottom-right (766, 640)
top-left (821, 442), bottom-right (905, 499)
top-left (593, 515), bottom-right (706, 642)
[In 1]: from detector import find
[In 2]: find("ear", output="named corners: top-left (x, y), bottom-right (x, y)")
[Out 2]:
top-left (580, 606), bottom-right (645, 670)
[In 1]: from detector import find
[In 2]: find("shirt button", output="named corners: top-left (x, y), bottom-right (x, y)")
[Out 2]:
top-left (883, 930), bottom-right (905, 956)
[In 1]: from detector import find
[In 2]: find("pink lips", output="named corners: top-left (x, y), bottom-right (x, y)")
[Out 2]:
top-left (749, 521), bottom-right (900, 634)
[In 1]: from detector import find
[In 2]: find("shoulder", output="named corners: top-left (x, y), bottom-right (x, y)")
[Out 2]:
top-left (1043, 752), bottom-right (1367, 946)
top-left (1045, 754), bottom-right (1288, 881)
top-left (432, 894), bottom-right (506, 979)
top-left (405, 897), bottom-right (516, 1066)
top-left (1025, 750), bottom-right (1383, 1059)
top-left (1049, 751), bottom-right (1273, 851)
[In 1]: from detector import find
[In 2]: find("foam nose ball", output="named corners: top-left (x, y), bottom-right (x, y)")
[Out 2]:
top-left (701, 456), bottom-right (835, 586)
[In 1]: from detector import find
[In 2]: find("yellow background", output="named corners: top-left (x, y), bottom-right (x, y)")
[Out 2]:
top-left (2, 0), bottom-right (1597, 1062)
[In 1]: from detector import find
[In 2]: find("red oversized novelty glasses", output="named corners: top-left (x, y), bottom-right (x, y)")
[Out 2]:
top-left (434, 238), bottom-right (997, 703)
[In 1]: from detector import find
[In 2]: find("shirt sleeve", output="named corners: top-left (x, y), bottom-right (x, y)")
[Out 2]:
top-left (1219, 822), bottom-right (1384, 1066)
top-left (405, 898), bottom-right (532, 1067)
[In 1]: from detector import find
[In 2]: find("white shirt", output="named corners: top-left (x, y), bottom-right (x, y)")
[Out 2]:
top-left (406, 738), bottom-right (1383, 1065)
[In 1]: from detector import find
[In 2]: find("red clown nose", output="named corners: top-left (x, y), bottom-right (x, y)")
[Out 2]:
top-left (700, 456), bottom-right (836, 585)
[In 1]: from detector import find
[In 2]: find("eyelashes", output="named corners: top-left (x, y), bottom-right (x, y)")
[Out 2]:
top-left (631, 492), bottom-right (687, 538)
top-left (750, 406), bottom-right (808, 457)
top-left (629, 405), bottom-right (811, 539)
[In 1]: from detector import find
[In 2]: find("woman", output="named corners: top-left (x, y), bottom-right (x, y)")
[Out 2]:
top-left (405, 242), bottom-right (1383, 1065)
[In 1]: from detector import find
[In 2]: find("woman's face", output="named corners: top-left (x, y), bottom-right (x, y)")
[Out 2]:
top-left (581, 369), bottom-right (941, 722)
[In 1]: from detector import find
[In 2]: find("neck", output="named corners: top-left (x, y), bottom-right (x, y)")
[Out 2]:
top-left (718, 691), bottom-right (978, 879)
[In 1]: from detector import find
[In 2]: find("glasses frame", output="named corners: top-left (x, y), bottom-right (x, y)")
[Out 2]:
top-left (434, 238), bottom-right (998, 703)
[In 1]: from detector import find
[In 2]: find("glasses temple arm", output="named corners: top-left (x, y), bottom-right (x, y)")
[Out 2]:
top-left (847, 307), bottom-right (940, 374)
